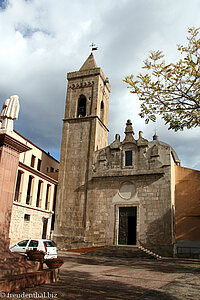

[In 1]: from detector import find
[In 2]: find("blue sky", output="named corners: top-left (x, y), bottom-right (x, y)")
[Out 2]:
top-left (0, 0), bottom-right (6, 8)
top-left (0, 0), bottom-right (200, 169)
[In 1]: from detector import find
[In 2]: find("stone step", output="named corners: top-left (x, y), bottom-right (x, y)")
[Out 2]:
top-left (0, 269), bottom-right (60, 293)
top-left (82, 246), bottom-right (156, 259)
top-left (0, 253), bottom-right (41, 279)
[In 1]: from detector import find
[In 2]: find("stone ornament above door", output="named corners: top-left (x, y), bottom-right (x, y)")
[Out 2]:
top-left (118, 181), bottom-right (136, 200)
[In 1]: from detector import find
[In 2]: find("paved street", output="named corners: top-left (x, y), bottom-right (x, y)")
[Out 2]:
top-left (4, 252), bottom-right (200, 299)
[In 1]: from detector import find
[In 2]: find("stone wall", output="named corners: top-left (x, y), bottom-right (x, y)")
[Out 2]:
top-left (9, 203), bottom-right (52, 244)
top-left (175, 166), bottom-right (200, 245)
top-left (84, 169), bottom-right (173, 257)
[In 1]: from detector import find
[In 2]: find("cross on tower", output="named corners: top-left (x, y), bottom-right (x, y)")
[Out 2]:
top-left (90, 43), bottom-right (98, 52)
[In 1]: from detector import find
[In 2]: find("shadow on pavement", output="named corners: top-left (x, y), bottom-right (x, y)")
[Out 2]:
top-left (7, 268), bottom-right (177, 300)
top-left (134, 260), bottom-right (200, 274)
top-left (60, 254), bottom-right (200, 275)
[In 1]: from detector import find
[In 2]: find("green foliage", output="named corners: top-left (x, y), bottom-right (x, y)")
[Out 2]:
top-left (124, 27), bottom-right (200, 131)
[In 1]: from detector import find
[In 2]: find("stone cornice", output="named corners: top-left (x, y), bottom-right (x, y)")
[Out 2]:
top-left (19, 161), bottom-right (58, 184)
top-left (0, 133), bottom-right (31, 153)
top-left (68, 80), bottom-right (94, 89)
top-left (63, 115), bottom-right (109, 132)
top-left (67, 68), bottom-right (101, 79)
top-left (67, 68), bottom-right (111, 92)
top-left (92, 169), bottom-right (165, 179)
top-left (13, 201), bottom-right (54, 214)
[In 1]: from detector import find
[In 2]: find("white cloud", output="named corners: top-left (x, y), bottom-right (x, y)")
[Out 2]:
top-left (0, 0), bottom-right (200, 169)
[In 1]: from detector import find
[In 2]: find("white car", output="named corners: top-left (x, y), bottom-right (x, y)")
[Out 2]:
top-left (9, 239), bottom-right (57, 259)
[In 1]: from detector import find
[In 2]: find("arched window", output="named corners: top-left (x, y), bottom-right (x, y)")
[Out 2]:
top-left (77, 95), bottom-right (87, 117)
top-left (100, 100), bottom-right (104, 122)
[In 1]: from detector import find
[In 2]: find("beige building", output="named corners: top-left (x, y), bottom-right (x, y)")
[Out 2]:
top-left (9, 131), bottom-right (59, 245)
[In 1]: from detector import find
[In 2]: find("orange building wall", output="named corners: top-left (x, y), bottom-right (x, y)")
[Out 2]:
top-left (175, 165), bottom-right (200, 242)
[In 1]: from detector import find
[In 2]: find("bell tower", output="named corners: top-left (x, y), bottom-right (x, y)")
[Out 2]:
top-left (54, 53), bottom-right (111, 249)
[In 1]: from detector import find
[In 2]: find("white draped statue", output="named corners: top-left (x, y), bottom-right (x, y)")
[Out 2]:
top-left (0, 95), bottom-right (20, 134)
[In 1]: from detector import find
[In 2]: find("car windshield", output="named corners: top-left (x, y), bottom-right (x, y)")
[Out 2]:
top-left (18, 240), bottom-right (29, 247)
top-left (44, 241), bottom-right (56, 247)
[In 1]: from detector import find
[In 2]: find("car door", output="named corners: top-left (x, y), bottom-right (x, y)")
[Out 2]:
top-left (27, 240), bottom-right (39, 251)
top-left (11, 239), bottom-right (29, 254)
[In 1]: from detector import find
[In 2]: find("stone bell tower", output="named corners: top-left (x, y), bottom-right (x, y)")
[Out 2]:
top-left (54, 53), bottom-right (111, 249)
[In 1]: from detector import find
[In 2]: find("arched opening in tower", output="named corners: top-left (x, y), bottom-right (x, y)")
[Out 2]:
top-left (77, 95), bottom-right (87, 117)
top-left (100, 100), bottom-right (104, 122)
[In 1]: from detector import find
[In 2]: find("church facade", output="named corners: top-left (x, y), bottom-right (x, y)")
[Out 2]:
top-left (54, 54), bottom-right (200, 257)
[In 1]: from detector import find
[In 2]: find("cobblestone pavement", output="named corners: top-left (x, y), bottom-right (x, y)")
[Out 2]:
top-left (3, 252), bottom-right (200, 300)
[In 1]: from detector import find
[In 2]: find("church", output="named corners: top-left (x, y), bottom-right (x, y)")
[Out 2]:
top-left (53, 53), bottom-right (200, 257)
